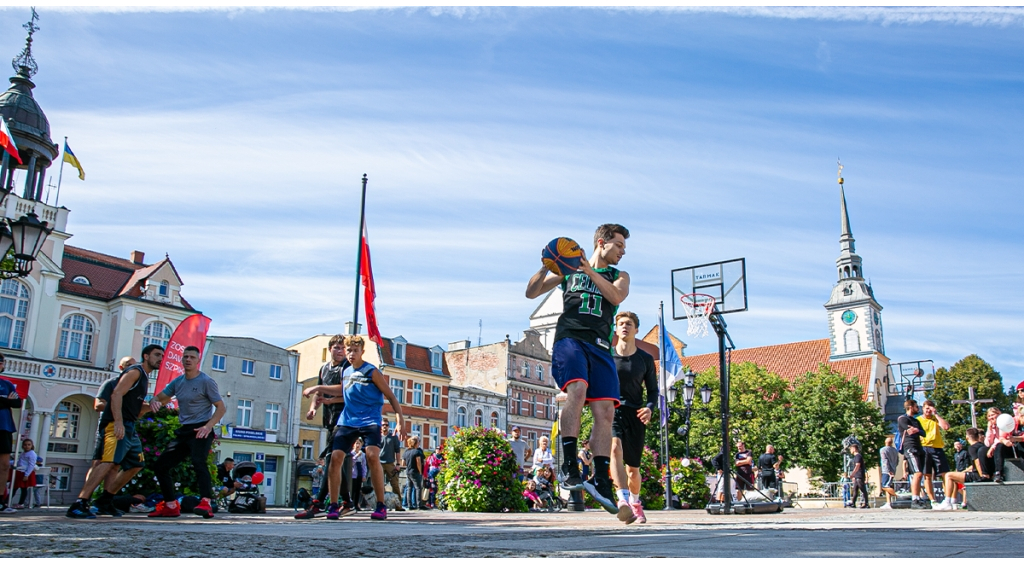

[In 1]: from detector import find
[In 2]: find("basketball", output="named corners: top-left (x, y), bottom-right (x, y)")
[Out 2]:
top-left (541, 237), bottom-right (583, 277)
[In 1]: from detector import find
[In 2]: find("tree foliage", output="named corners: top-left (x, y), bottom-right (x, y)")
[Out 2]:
top-left (927, 354), bottom-right (1008, 458)
top-left (784, 364), bottom-right (887, 482)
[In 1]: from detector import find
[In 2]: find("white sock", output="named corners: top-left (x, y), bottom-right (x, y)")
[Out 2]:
top-left (617, 489), bottom-right (630, 503)
top-left (630, 492), bottom-right (640, 505)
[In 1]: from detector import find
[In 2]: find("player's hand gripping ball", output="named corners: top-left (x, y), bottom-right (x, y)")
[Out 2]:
top-left (542, 237), bottom-right (584, 277)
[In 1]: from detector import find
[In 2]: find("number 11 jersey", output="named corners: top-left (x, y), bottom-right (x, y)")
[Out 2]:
top-left (553, 267), bottom-right (620, 352)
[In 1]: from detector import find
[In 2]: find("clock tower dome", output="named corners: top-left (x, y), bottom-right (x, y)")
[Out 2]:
top-left (825, 164), bottom-right (884, 359)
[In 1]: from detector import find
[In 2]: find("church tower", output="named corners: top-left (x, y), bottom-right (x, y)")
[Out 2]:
top-left (825, 163), bottom-right (884, 359)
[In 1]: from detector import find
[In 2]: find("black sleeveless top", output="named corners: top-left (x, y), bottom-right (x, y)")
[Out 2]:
top-left (100, 364), bottom-right (150, 425)
top-left (553, 267), bottom-right (619, 352)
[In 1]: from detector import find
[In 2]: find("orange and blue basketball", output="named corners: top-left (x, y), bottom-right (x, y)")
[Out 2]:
top-left (542, 237), bottom-right (583, 277)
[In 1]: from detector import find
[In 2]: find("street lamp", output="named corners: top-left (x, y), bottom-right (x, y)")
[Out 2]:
top-left (700, 384), bottom-right (713, 405)
top-left (0, 212), bottom-right (52, 279)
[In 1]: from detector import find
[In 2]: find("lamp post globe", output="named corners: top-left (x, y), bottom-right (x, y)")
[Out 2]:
top-left (666, 385), bottom-right (677, 404)
top-left (700, 384), bottom-right (713, 405)
top-left (683, 381), bottom-right (696, 408)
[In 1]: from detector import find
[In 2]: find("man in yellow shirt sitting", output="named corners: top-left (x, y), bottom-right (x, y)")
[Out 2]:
top-left (917, 399), bottom-right (951, 507)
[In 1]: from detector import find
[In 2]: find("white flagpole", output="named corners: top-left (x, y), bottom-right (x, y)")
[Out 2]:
top-left (54, 137), bottom-right (66, 207)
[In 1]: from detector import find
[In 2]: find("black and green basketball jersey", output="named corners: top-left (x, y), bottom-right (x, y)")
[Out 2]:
top-left (553, 267), bottom-right (619, 351)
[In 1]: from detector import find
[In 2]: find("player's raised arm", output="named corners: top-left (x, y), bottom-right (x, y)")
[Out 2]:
top-left (526, 266), bottom-right (562, 299)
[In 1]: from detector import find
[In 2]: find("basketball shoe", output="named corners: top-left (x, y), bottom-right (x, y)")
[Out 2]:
top-left (294, 499), bottom-right (323, 519)
top-left (147, 501), bottom-right (181, 518)
top-left (193, 498), bottom-right (215, 519)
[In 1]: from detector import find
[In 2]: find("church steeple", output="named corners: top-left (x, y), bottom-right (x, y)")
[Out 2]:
top-left (825, 161), bottom-right (885, 359)
top-left (836, 161), bottom-right (864, 282)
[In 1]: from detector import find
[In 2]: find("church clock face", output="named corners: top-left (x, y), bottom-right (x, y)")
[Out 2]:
top-left (841, 310), bottom-right (857, 325)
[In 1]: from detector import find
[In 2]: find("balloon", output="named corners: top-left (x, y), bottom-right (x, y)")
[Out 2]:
top-left (997, 413), bottom-right (1016, 434)
top-left (252, 471), bottom-right (265, 485)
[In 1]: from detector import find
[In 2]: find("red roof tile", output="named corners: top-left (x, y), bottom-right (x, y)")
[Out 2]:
top-left (58, 246), bottom-right (194, 311)
top-left (682, 338), bottom-right (876, 398)
top-left (381, 338), bottom-right (450, 377)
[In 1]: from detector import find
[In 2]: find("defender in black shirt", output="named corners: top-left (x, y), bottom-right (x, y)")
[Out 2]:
top-left (897, 398), bottom-right (928, 509)
top-left (295, 335), bottom-right (353, 518)
top-left (67, 344), bottom-right (164, 519)
top-left (526, 223), bottom-right (634, 523)
top-left (610, 311), bottom-right (657, 523)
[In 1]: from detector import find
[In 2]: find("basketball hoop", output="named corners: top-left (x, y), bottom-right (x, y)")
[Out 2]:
top-left (679, 293), bottom-right (716, 338)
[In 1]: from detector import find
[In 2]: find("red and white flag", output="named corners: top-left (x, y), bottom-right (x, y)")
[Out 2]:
top-left (360, 222), bottom-right (383, 348)
top-left (0, 120), bottom-right (22, 165)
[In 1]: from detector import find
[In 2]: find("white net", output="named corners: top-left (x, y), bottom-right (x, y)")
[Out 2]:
top-left (680, 293), bottom-right (716, 338)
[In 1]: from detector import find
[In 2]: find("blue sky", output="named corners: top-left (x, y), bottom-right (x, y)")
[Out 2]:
top-left (2, 7), bottom-right (1022, 381)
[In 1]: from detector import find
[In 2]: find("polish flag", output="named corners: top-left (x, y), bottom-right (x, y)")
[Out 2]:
top-left (360, 221), bottom-right (383, 348)
top-left (0, 120), bottom-right (22, 165)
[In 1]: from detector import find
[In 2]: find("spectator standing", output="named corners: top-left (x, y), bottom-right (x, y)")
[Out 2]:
top-left (350, 438), bottom-right (368, 510)
top-left (310, 458), bottom-right (325, 498)
top-left (424, 450), bottom-right (443, 508)
top-left (734, 441), bottom-right (755, 494)
top-left (878, 437), bottom-right (899, 510)
top-left (11, 439), bottom-right (37, 508)
top-left (378, 419), bottom-right (404, 511)
top-left (402, 436), bottom-right (425, 510)
top-left (848, 444), bottom-right (869, 508)
top-left (917, 400), bottom-right (951, 504)
top-left (898, 399), bottom-right (928, 509)
top-left (532, 436), bottom-right (555, 475)
top-left (508, 427), bottom-right (528, 474)
top-left (756, 445), bottom-right (783, 491)
top-left (0, 353), bottom-right (23, 513)
top-left (578, 440), bottom-right (593, 481)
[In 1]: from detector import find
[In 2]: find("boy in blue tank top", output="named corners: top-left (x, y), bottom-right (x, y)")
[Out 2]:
top-left (304, 335), bottom-right (405, 520)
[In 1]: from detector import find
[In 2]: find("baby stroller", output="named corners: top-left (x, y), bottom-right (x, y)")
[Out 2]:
top-left (228, 461), bottom-right (267, 514)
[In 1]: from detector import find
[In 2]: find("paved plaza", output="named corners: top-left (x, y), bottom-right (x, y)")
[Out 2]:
top-left (2, 507), bottom-right (1023, 557)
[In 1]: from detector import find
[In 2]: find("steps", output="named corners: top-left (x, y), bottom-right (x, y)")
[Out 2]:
top-left (964, 458), bottom-right (1024, 512)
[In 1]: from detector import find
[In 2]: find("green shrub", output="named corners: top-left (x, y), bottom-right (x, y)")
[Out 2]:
top-left (666, 456), bottom-right (710, 509)
top-left (438, 426), bottom-right (527, 512)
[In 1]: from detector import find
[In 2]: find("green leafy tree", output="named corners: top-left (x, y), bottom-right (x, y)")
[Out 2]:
top-left (927, 354), bottom-right (1007, 459)
top-left (676, 362), bottom-right (790, 466)
top-left (438, 426), bottom-right (527, 512)
top-left (117, 408), bottom-right (218, 498)
top-left (783, 364), bottom-right (887, 482)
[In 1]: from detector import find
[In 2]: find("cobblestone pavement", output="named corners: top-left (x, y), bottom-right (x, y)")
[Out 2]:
top-left (2, 507), bottom-right (1024, 557)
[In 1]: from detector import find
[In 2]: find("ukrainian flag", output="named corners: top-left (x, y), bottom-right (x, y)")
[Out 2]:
top-left (63, 142), bottom-right (84, 180)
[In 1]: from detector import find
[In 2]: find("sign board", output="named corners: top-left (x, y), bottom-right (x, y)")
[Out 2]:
top-left (230, 428), bottom-right (267, 442)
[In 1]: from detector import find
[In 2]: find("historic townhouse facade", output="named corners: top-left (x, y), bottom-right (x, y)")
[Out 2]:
top-left (446, 330), bottom-right (558, 452)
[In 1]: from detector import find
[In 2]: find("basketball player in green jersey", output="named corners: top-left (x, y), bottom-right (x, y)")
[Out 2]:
top-left (526, 224), bottom-right (634, 523)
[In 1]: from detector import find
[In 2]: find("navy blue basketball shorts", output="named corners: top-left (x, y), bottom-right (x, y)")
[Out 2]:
top-left (331, 424), bottom-right (382, 454)
top-left (552, 338), bottom-right (620, 406)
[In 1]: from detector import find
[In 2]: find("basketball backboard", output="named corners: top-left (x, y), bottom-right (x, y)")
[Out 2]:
top-left (671, 258), bottom-right (747, 320)
top-left (886, 360), bottom-right (935, 395)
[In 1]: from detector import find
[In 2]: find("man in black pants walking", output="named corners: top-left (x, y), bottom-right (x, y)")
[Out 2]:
top-left (147, 346), bottom-right (226, 519)
top-left (295, 334), bottom-right (354, 518)
top-left (848, 444), bottom-right (869, 508)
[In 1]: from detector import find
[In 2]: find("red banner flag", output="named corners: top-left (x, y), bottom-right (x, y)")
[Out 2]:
top-left (0, 375), bottom-right (29, 400)
top-left (360, 222), bottom-right (383, 348)
top-left (155, 314), bottom-right (212, 398)
top-left (0, 119), bottom-right (23, 165)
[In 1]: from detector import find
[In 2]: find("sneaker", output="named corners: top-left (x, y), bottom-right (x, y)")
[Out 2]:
top-left (631, 502), bottom-right (647, 524)
top-left (193, 498), bottom-right (214, 519)
top-left (879, 503), bottom-right (893, 510)
top-left (1, 506), bottom-right (16, 514)
top-left (558, 465), bottom-right (585, 491)
top-left (11, 504), bottom-right (24, 509)
top-left (94, 499), bottom-right (124, 517)
top-left (294, 500), bottom-right (324, 519)
top-left (129, 504), bottom-right (153, 513)
top-left (371, 503), bottom-right (387, 520)
top-left (994, 472), bottom-right (1004, 484)
top-left (66, 501), bottom-right (95, 519)
top-left (325, 503), bottom-right (342, 520)
top-left (393, 505), bottom-right (405, 512)
top-left (147, 501), bottom-right (181, 518)
top-left (339, 502), bottom-right (356, 517)
top-left (933, 499), bottom-right (953, 511)
top-left (583, 477), bottom-right (619, 516)
top-left (616, 500), bottom-right (637, 524)
top-left (910, 499), bottom-right (928, 510)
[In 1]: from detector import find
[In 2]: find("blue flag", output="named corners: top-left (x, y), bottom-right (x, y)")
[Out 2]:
top-left (660, 309), bottom-right (683, 387)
